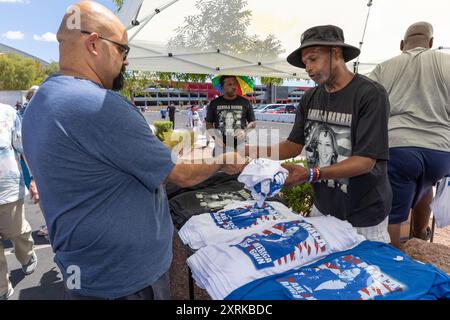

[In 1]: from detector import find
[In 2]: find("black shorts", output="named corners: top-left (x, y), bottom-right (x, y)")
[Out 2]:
top-left (388, 147), bottom-right (450, 224)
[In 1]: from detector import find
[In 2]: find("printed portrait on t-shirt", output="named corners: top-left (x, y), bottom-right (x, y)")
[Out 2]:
top-left (276, 254), bottom-right (405, 300)
top-left (211, 203), bottom-right (280, 230)
top-left (234, 220), bottom-right (328, 270)
top-left (217, 106), bottom-right (243, 136)
top-left (196, 190), bottom-right (251, 211)
top-left (304, 109), bottom-right (353, 193)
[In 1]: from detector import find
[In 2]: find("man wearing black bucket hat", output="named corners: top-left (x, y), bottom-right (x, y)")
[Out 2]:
top-left (247, 25), bottom-right (392, 242)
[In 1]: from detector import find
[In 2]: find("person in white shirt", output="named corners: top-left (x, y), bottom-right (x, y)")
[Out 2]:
top-left (0, 103), bottom-right (39, 300)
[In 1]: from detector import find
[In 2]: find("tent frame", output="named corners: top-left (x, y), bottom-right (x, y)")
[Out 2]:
top-left (123, 0), bottom-right (308, 79)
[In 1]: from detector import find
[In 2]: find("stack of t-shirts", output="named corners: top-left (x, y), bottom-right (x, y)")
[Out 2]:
top-left (179, 201), bottom-right (300, 250)
top-left (225, 241), bottom-right (450, 300)
top-left (238, 159), bottom-right (289, 208)
top-left (187, 216), bottom-right (365, 300)
top-left (168, 173), bottom-right (287, 230)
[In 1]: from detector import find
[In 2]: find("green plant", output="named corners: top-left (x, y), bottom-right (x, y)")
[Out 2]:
top-left (153, 122), bottom-right (196, 151)
top-left (280, 159), bottom-right (315, 216)
top-left (281, 183), bottom-right (314, 216)
top-left (161, 130), bottom-right (196, 150)
top-left (153, 121), bottom-right (174, 142)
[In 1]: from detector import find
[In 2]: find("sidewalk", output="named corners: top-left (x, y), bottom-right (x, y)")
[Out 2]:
top-left (4, 198), bottom-right (63, 300)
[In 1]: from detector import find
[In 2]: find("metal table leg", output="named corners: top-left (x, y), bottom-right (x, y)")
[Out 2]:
top-left (188, 266), bottom-right (195, 300)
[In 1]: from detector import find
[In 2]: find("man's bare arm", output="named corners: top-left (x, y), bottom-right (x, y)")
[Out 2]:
top-left (283, 156), bottom-right (376, 187)
top-left (206, 122), bottom-right (224, 147)
top-left (166, 153), bottom-right (245, 188)
top-left (320, 156), bottom-right (376, 180)
top-left (246, 140), bottom-right (303, 161)
top-left (246, 121), bottom-right (256, 132)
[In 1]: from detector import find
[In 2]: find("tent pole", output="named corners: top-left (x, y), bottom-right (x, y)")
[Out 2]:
top-left (128, 0), bottom-right (181, 41)
top-left (126, 2), bottom-right (144, 30)
top-left (354, 0), bottom-right (374, 74)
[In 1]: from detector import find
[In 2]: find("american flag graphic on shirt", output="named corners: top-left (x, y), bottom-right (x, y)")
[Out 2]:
top-left (277, 254), bottom-right (405, 300)
top-left (234, 220), bottom-right (329, 270)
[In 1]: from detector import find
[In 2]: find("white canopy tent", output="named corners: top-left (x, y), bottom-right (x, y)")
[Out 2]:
top-left (119, 0), bottom-right (450, 80)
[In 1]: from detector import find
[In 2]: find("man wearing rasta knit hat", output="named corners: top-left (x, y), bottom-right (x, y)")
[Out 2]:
top-left (246, 25), bottom-right (393, 243)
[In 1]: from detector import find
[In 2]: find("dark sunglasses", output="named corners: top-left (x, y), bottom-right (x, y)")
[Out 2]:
top-left (80, 30), bottom-right (130, 60)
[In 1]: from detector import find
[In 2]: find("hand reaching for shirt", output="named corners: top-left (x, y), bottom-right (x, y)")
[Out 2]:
top-left (281, 164), bottom-right (309, 188)
top-left (234, 129), bottom-right (246, 140)
top-left (222, 152), bottom-right (248, 175)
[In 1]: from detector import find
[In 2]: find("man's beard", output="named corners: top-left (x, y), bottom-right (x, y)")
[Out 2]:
top-left (112, 65), bottom-right (126, 91)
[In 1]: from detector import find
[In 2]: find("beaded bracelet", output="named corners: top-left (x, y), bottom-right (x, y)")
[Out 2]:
top-left (308, 166), bottom-right (322, 184)
top-left (313, 166), bottom-right (321, 183)
top-left (308, 168), bottom-right (314, 183)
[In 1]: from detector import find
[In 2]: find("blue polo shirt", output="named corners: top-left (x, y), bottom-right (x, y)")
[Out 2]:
top-left (22, 75), bottom-right (175, 299)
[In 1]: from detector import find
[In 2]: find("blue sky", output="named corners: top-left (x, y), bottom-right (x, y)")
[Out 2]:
top-left (0, 0), bottom-right (116, 62)
top-left (0, 0), bottom-right (311, 86)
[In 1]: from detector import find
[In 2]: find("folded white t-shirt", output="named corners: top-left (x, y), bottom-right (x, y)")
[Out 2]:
top-left (238, 158), bottom-right (289, 207)
top-left (179, 201), bottom-right (299, 250)
top-left (188, 215), bottom-right (365, 300)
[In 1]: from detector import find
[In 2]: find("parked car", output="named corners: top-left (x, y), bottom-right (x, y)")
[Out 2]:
top-left (256, 104), bottom-right (287, 113)
top-left (253, 104), bottom-right (267, 111)
top-left (258, 104), bottom-right (297, 114)
top-left (285, 104), bottom-right (297, 114)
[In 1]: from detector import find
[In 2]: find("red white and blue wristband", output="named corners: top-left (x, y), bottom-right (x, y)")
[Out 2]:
top-left (307, 166), bottom-right (321, 184)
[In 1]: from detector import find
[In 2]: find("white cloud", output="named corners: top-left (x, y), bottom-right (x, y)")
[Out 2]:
top-left (33, 32), bottom-right (57, 43)
top-left (0, 0), bottom-right (30, 3)
top-left (2, 30), bottom-right (24, 40)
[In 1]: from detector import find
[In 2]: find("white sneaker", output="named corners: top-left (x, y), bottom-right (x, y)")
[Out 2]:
top-left (0, 287), bottom-right (14, 300)
top-left (22, 252), bottom-right (38, 275)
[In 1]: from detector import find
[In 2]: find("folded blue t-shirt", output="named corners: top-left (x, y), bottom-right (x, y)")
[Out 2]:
top-left (226, 241), bottom-right (450, 300)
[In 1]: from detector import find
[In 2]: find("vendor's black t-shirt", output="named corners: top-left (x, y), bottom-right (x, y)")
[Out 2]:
top-left (288, 74), bottom-right (392, 228)
top-left (206, 95), bottom-right (255, 147)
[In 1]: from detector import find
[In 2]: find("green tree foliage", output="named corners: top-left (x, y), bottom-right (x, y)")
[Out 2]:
top-left (0, 53), bottom-right (59, 90)
top-left (169, 0), bottom-right (285, 87)
top-left (169, 0), bottom-right (252, 54)
top-left (120, 70), bottom-right (157, 99)
top-left (246, 34), bottom-right (284, 60)
top-left (261, 76), bottom-right (283, 103)
top-left (169, 0), bottom-right (284, 59)
top-left (34, 62), bottom-right (60, 85)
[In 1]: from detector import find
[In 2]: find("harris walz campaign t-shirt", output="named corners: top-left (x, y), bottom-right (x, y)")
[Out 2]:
top-left (288, 74), bottom-right (392, 228)
top-left (206, 96), bottom-right (255, 143)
